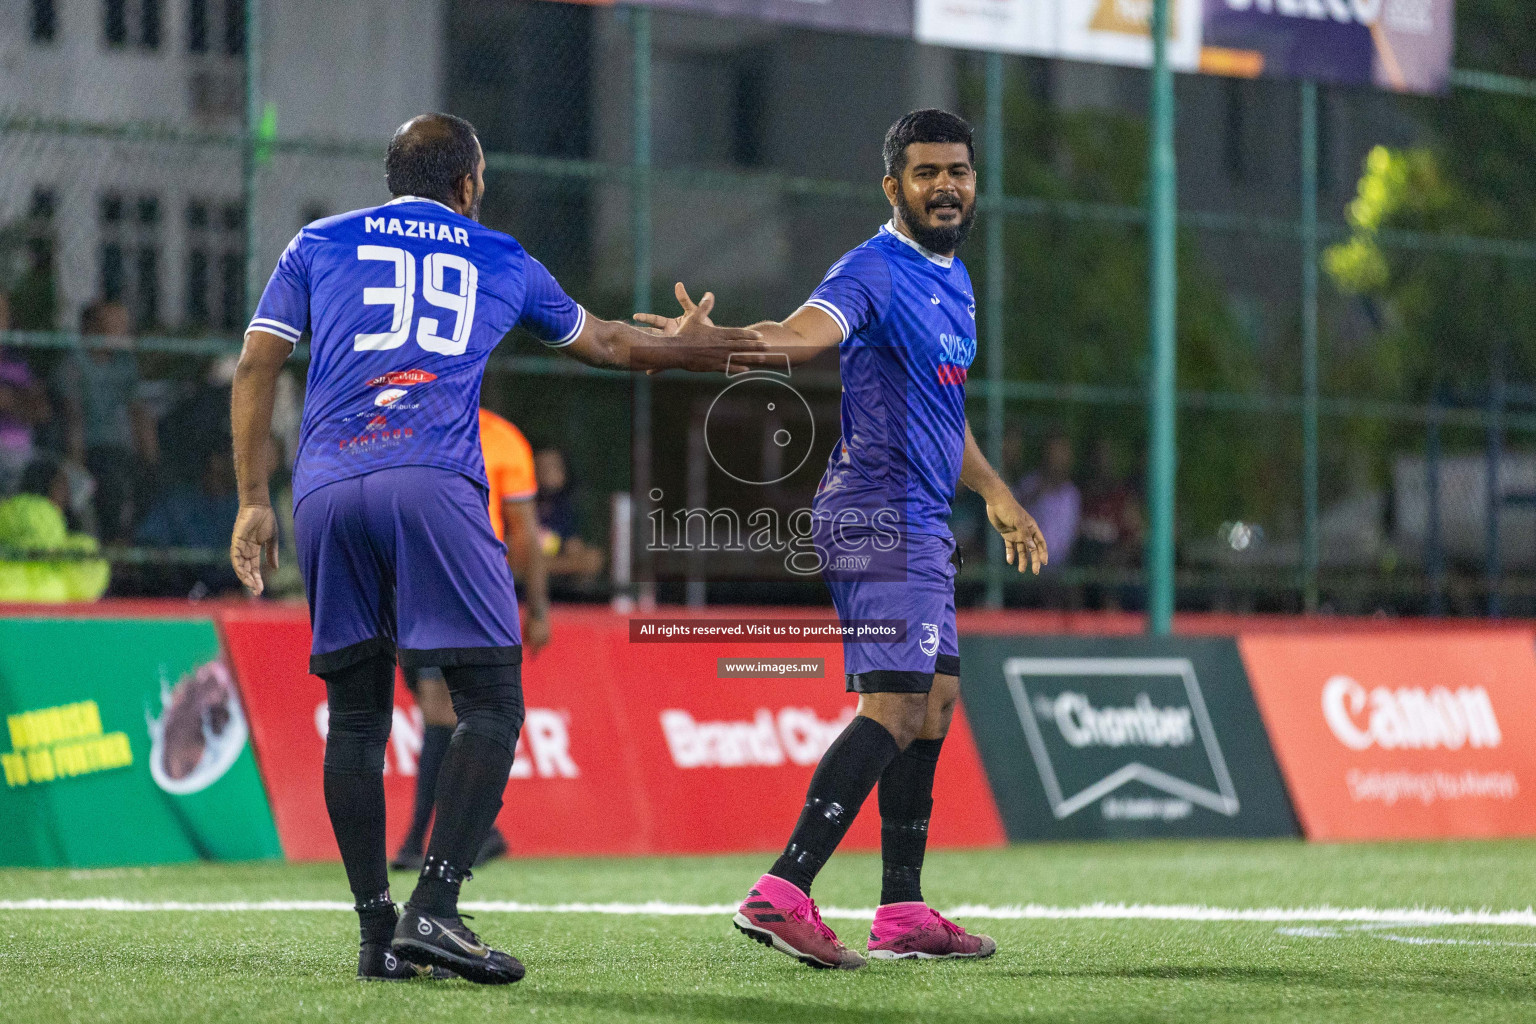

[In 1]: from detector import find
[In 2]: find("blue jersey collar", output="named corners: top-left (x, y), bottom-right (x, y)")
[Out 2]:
top-left (386, 195), bottom-right (456, 213)
top-left (881, 219), bottom-right (953, 268)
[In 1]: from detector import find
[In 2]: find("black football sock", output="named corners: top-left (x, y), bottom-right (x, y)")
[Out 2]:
top-left (401, 724), bottom-right (453, 853)
top-left (319, 654), bottom-right (397, 923)
top-left (769, 715), bottom-right (901, 895)
top-left (877, 736), bottom-right (943, 905)
top-left (409, 664), bottom-right (523, 918)
top-left (355, 891), bottom-right (399, 946)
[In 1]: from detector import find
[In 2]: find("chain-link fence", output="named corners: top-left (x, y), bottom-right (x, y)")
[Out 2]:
top-left (1, 0), bottom-right (1533, 613)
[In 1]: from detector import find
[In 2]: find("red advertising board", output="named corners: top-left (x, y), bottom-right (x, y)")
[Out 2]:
top-left (219, 605), bottom-right (1004, 860)
top-left (1239, 630), bottom-right (1536, 841)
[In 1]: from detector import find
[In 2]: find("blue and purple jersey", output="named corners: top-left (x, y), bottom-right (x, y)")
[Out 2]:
top-left (248, 196), bottom-right (585, 504)
top-left (804, 220), bottom-right (978, 538)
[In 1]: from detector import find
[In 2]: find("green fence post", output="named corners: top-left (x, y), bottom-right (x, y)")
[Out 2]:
top-left (631, 8), bottom-right (655, 606)
top-left (242, 0), bottom-right (261, 320)
top-left (1300, 81), bottom-right (1320, 613)
top-left (1146, 0), bottom-right (1178, 635)
top-left (984, 53), bottom-right (1006, 610)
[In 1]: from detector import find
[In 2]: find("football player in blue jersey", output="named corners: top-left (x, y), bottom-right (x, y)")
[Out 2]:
top-left (639, 109), bottom-right (1046, 970)
top-left (229, 113), bottom-right (760, 985)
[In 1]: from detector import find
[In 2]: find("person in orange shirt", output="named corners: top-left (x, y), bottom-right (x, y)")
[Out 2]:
top-left (392, 408), bottom-right (549, 871)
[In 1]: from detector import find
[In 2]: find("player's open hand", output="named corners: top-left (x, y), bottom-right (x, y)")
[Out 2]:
top-left (987, 495), bottom-right (1048, 575)
top-left (231, 503), bottom-right (279, 596)
top-left (633, 282), bottom-right (711, 336)
top-left (633, 283), bottom-right (763, 374)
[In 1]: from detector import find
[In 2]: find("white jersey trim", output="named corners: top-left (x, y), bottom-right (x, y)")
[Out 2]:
top-left (246, 318), bottom-right (301, 349)
top-left (543, 305), bottom-right (586, 348)
top-left (881, 219), bottom-right (954, 268)
top-left (801, 299), bottom-right (850, 342)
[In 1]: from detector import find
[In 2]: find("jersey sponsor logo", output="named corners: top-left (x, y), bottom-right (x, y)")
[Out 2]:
top-left (374, 388), bottom-right (408, 407)
top-left (363, 215), bottom-right (470, 248)
top-left (366, 369), bottom-right (437, 387)
top-left (936, 364), bottom-right (969, 386)
top-left (337, 425), bottom-right (414, 452)
top-left (659, 706), bottom-right (856, 769)
top-left (920, 623), bottom-right (941, 657)
top-left (939, 333), bottom-right (977, 367)
top-left (1321, 675), bottom-right (1502, 752)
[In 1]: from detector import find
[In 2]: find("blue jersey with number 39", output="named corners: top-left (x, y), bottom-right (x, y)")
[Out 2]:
top-left (248, 195), bottom-right (585, 504)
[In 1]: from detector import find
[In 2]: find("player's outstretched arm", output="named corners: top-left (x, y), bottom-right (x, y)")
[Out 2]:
top-left (560, 290), bottom-right (764, 373)
top-left (634, 283), bottom-right (842, 367)
top-left (229, 330), bottom-right (290, 596)
top-left (960, 420), bottom-right (1047, 575)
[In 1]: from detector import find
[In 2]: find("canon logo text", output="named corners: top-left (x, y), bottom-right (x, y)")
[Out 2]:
top-left (1321, 675), bottom-right (1501, 752)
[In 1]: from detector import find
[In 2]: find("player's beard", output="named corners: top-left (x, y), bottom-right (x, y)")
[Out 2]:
top-left (467, 181), bottom-right (484, 222)
top-left (895, 190), bottom-right (975, 256)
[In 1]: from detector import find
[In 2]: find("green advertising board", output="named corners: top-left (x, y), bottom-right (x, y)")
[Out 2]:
top-left (0, 618), bottom-right (282, 867)
top-left (958, 635), bottom-right (1298, 841)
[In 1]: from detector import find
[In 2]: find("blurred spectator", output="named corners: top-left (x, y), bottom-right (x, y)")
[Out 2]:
top-left (52, 301), bottom-right (158, 540)
top-left (0, 293), bottom-right (52, 494)
top-left (1014, 432), bottom-right (1080, 571)
top-left (19, 456), bottom-right (97, 536)
top-left (1077, 437), bottom-right (1144, 568)
top-left (134, 446), bottom-right (243, 597)
top-left (534, 448), bottom-right (604, 582)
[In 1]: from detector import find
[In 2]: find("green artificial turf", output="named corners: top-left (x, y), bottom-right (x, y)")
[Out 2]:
top-left (2, 840), bottom-right (1534, 1023)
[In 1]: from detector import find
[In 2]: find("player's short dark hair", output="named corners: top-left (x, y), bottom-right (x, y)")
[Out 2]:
top-left (883, 109), bottom-right (974, 179)
top-left (385, 113), bottom-right (481, 206)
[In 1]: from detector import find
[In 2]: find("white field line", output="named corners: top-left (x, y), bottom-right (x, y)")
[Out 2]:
top-left (2, 898), bottom-right (1536, 928)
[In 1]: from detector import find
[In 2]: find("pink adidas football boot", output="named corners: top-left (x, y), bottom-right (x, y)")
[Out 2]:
top-left (866, 902), bottom-right (997, 960)
top-left (733, 874), bottom-right (866, 970)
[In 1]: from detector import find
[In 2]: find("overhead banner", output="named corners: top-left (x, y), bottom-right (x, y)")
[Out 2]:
top-left (224, 606), bottom-right (1004, 859)
top-left (637, 0), bottom-right (913, 38)
top-left (917, 0), bottom-right (1205, 68)
top-left (1240, 630), bottom-right (1536, 841)
top-left (958, 634), bottom-right (1298, 840)
top-left (0, 618), bottom-right (282, 867)
top-left (1201, 0), bottom-right (1455, 93)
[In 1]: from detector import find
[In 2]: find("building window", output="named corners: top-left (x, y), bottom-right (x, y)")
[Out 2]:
top-left (189, 0), bottom-right (243, 57)
top-left (104, 0), bottom-right (128, 46)
top-left (99, 191), bottom-right (163, 330)
top-left (224, 0), bottom-right (245, 57)
top-left (141, 0), bottom-right (161, 49)
top-left (104, 0), bottom-right (162, 50)
top-left (31, 0), bottom-right (58, 43)
top-left (188, 0), bottom-right (208, 52)
top-left (185, 199), bottom-right (244, 330)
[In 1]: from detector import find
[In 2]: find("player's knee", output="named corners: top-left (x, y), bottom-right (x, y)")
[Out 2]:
top-left (320, 657), bottom-right (396, 773)
top-left (443, 662), bottom-right (525, 755)
top-left (891, 692), bottom-right (930, 748)
top-left (322, 708), bottom-right (392, 773)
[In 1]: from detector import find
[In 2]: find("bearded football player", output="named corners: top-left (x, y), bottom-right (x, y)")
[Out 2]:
top-left (637, 108), bottom-right (1047, 969)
